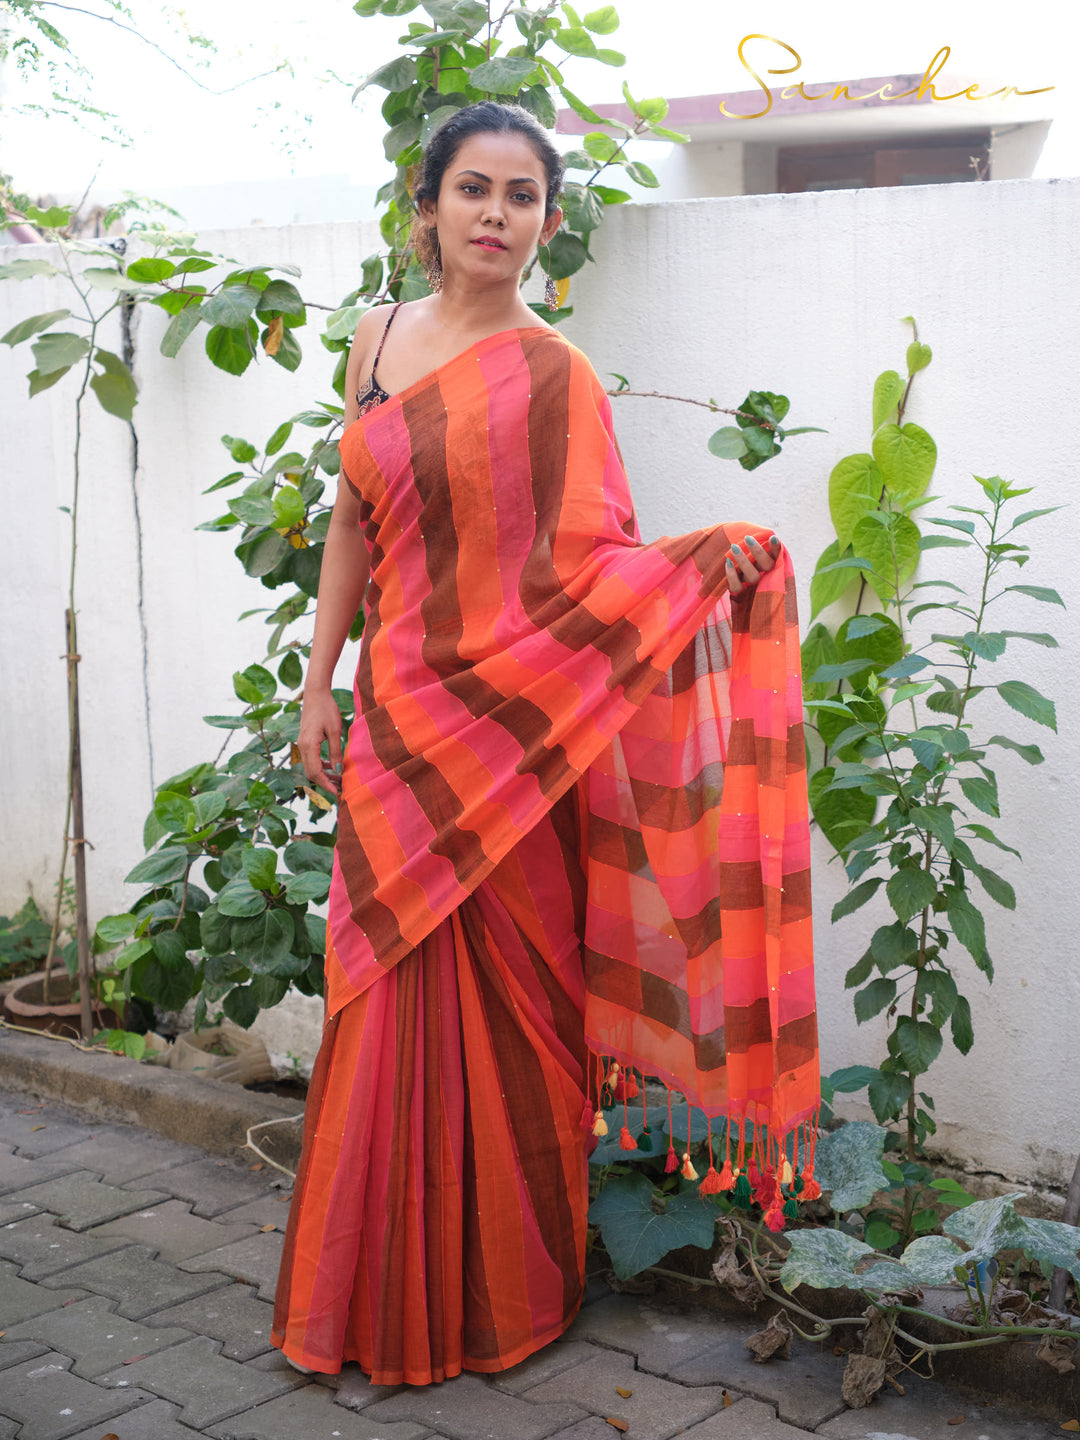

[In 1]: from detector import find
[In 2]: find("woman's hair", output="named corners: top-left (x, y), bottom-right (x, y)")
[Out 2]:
top-left (409, 100), bottom-right (565, 269)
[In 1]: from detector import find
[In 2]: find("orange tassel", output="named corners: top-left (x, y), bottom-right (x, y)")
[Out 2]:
top-left (618, 1125), bottom-right (636, 1151)
top-left (680, 1151), bottom-right (699, 1182)
top-left (801, 1174), bottom-right (821, 1201)
top-left (764, 1201), bottom-right (786, 1233)
top-left (718, 1157), bottom-right (735, 1190)
top-left (592, 1111), bottom-right (608, 1137)
top-left (664, 1144), bottom-right (679, 1173)
top-left (698, 1163), bottom-right (722, 1195)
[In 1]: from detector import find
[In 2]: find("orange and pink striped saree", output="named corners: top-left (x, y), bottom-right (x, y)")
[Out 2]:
top-left (272, 323), bottom-right (817, 1384)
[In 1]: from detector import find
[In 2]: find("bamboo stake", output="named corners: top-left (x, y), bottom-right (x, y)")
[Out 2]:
top-left (65, 608), bottom-right (94, 1041)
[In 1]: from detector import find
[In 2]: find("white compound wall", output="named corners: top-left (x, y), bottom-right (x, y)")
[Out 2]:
top-left (3, 176), bottom-right (1076, 1187)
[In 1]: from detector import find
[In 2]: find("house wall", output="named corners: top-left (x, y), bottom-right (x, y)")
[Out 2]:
top-left (3, 176), bottom-right (1076, 1189)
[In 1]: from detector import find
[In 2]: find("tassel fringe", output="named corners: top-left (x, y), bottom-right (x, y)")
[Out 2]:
top-left (586, 1056), bottom-right (821, 1229)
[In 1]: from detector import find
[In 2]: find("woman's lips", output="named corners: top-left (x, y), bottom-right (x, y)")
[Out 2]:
top-left (472, 239), bottom-right (506, 249)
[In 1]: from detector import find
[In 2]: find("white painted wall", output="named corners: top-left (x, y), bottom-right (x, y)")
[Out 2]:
top-left (3, 177), bottom-right (1076, 1187)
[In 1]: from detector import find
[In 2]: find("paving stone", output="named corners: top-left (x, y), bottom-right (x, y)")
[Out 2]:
top-left (130, 1157), bottom-right (283, 1217)
top-left (521, 1347), bottom-right (729, 1440)
top-left (89, 1197), bottom-right (260, 1264)
top-left (816, 1374), bottom-right (1063, 1439)
top-left (4, 1173), bottom-right (169, 1230)
top-left (147, 1284), bottom-right (275, 1361)
top-left (0, 1350), bottom-right (151, 1440)
top-left (39, 1243), bottom-right (231, 1318)
top-left (364, 1370), bottom-right (584, 1440)
top-left (0, 1259), bottom-right (87, 1324)
top-left (207, 1382), bottom-right (430, 1440)
top-left (0, 1337), bottom-right (49, 1369)
top-left (676, 1396), bottom-right (818, 1438)
top-left (0, 1148), bottom-right (80, 1196)
top-left (0, 1195), bottom-right (44, 1224)
top-left (179, 1229), bottom-right (285, 1300)
top-left (0, 1102), bottom-right (91, 1156)
top-left (0, 1417), bottom-right (16, 1440)
top-left (562, 1293), bottom-right (726, 1372)
top-left (62, 1397), bottom-right (205, 1439)
top-left (4, 1294), bottom-right (194, 1378)
top-left (210, 1191), bottom-right (295, 1229)
top-left (543, 1417), bottom-right (631, 1440)
top-left (664, 1333), bottom-right (846, 1429)
top-left (98, 1336), bottom-right (298, 1428)
top-left (0, 1212), bottom-right (131, 1278)
top-left (492, 1340), bottom-right (606, 1395)
top-left (41, 1127), bottom-right (204, 1184)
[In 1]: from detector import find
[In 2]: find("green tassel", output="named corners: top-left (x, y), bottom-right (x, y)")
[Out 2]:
top-left (793, 1171), bottom-right (804, 1194)
top-left (733, 1172), bottom-right (753, 1208)
top-left (637, 1125), bottom-right (653, 1152)
top-left (601, 1091), bottom-right (616, 1111)
top-left (783, 1197), bottom-right (799, 1220)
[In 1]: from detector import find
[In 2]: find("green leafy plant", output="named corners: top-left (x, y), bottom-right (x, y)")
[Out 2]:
top-left (800, 324), bottom-right (1062, 1235)
top-left (92, 666), bottom-right (348, 1029)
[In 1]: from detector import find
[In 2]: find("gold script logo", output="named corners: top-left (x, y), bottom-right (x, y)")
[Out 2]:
top-left (719, 35), bottom-right (1054, 120)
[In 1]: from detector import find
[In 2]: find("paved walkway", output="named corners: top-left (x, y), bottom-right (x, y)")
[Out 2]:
top-left (0, 1086), bottom-right (1064, 1440)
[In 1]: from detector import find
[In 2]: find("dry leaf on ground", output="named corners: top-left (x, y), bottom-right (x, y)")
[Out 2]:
top-left (841, 1353), bottom-right (887, 1409)
top-left (745, 1312), bottom-right (793, 1363)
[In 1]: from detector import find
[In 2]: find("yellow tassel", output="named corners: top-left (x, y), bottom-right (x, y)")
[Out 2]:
top-left (592, 1111), bottom-right (608, 1137)
top-left (781, 1158), bottom-right (793, 1186)
top-left (680, 1151), bottom-right (699, 1182)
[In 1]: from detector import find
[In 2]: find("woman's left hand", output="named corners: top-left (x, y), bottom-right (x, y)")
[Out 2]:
top-left (726, 533), bottom-right (781, 596)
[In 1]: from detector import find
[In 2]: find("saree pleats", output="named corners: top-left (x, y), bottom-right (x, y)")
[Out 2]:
top-left (272, 788), bottom-right (590, 1383)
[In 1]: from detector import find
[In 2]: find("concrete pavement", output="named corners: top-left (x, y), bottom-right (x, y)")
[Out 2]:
top-left (0, 1086), bottom-right (1066, 1440)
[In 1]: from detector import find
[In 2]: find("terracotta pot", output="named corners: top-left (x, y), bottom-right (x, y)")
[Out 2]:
top-left (2, 970), bottom-right (123, 1037)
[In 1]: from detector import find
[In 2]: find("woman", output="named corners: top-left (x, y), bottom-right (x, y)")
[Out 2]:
top-left (272, 101), bottom-right (818, 1387)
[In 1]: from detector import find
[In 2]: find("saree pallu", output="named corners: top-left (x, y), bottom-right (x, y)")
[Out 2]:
top-left (272, 323), bottom-right (818, 1383)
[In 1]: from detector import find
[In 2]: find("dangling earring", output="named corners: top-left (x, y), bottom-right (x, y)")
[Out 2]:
top-left (424, 227), bottom-right (442, 293)
top-left (544, 272), bottom-right (560, 311)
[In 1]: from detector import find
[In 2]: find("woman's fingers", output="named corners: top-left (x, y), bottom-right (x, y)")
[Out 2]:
top-left (726, 535), bottom-right (781, 596)
top-left (299, 697), bottom-right (344, 795)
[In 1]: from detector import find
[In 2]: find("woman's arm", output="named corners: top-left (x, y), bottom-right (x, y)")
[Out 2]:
top-left (297, 310), bottom-right (384, 795)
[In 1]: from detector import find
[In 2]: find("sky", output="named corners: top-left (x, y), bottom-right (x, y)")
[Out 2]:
top-left (2, 0), bottom-right (1076, 202)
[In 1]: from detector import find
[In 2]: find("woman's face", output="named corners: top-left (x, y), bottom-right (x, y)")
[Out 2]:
top-left (419, 129), bottom-right (562, 284)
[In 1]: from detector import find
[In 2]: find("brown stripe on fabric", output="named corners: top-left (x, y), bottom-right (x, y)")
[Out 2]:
top-left (402, 382), bottom-right (466, 682)
top-left (421, 942), bottom-right (448, 1370)
top-left (778, 1011), bottom-right (819, 1070)
top-left (461, 900), bottom-right (583, 1322)
top-left (787, 721), bottom-right (806, 770)
top-left (518, 338), bottom-right (649, 690)
top-left (623, 761), bottom-right (726, 830)
top-left (586, 813), bottom-right (649, 875)
top-left (669, 897), bottom-right (723, 957)
top-left (715, 859), bottom-right (765, 911)
top-left (780, 867), bottom-right (812, 922)
top-left (692, 1022), bottom-right (727, 1072)
top-left (520, 335), bottom-right (574, 621)
top-left (726, 718), bottom-right (757, 766)
top-left (336, 794), bottom-right (407, 957)
top-left (382, 954), bottom-right (420, 1380)
top-left (723, 995), bottom-right (773, 1051)
top-left (754, 733), bottom-right (790, 790)
top-left (582, 950), bottom-right (693, 1040)
top-left (748, 586), bottom-right (783, 641)
top-left (441, 672), bottom-right (575, 797)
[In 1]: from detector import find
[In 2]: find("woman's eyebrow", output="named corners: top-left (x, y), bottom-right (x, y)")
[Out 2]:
top-left (453, 169), bottom-right (541, 186)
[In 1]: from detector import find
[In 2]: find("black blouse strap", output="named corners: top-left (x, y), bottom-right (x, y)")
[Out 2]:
top-left (371, 302), bottom-right (402, 375)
